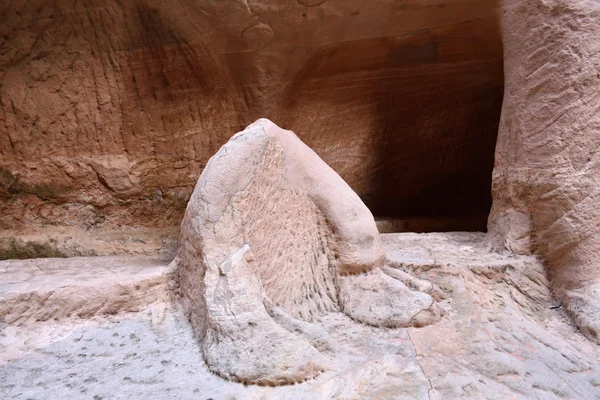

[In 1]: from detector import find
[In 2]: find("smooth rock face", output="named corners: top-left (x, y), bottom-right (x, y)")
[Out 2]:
top-left (175, 119), bottom-right (439, 384)
top-left (488, 0), bottom-right (600, 343)
top-left (0, 0), bottom-right (503, 243)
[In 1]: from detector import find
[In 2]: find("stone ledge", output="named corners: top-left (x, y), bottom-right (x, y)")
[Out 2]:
top-left (0, 256), bottom-right (174, 326)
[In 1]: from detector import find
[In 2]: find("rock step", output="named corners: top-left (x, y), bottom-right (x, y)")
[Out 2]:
top-left (381, 231), bottom-right (533, 269)
top-left (0, 256), bottom-right (174, 326)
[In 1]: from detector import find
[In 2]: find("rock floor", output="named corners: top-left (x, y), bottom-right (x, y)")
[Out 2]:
top-left (1, 232), bottom-right (599, 399)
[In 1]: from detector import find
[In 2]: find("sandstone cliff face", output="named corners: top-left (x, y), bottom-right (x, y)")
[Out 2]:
top-left (489, 0), bottom-right (600, 342)
top-left (0, 0), bottom-right (503, 235)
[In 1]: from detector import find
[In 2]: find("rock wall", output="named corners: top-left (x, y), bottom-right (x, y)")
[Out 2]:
top-left (489, 0), bottom-right (600, 342)
top-left (0, 0), bottom-right (503, 235)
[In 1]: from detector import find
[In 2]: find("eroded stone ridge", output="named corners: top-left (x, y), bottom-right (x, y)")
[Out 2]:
top-left (489, 0), bottom-right (600, 344)
top-left (174, 119), bottom-right (441, 384)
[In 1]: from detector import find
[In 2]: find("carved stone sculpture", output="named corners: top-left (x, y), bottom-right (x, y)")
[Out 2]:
top-left (173, 119), bottom-right (441, 384)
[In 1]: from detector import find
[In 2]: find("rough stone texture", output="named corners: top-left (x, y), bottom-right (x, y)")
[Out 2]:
top-left (0, 255), bottom-right (174, 326)
top-left (175, 119), bottom-right (439, 384)
top-left (488, 0), bottom-right (600, 343)
top-left (201, 245), bottom-right (327, 385)
top-left (3, 0), bottom-right (600, 396)
top-left (0, 0), bottom-right (503, 242)
top-left (0, 226), bottom-right (178, 260)
top-left (2, 233), bottom-right (599, 399)
top-left (384, 233), bottom-right (600, 399)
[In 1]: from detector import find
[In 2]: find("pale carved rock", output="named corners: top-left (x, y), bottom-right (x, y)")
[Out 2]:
top-left (488, 0), bottom-right (600, 344)
top-left (174, 118), bottom-right (440, 384)
top-left (202, 245), bottom-right (326, 385)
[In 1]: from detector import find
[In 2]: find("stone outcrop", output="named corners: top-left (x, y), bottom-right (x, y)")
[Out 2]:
top-left (488, 0), bottom-right (600, 343)
top-left (0, 0), bottom-right (503, 246)
top-left (2, 0), bottom-right (600, 396)
top-left (0, 256), bottom-right (173, 326)
top-left (3, 232), bottom-right (600, 398)
top-left (174, 119), bottom-right (440, 384)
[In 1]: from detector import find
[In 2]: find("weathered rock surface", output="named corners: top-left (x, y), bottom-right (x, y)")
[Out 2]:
top-left (0, 0), bottom-right (503, 241)
top-left (0, 226), bottom-right (178, 260)
top-left (488, 0), bottom-right (600, 343)
top-left (2, 0), bottom-right (600, 396)
top-left (385, 232), bottom-right (600, 399)
top-left (0, 255), bottom-right (174, 326)
top-left (175, 119), bottom-right (439, 384)
top-left (201, 245), bottom-right (326, 385)
top-left (2, 232), bottom-right (599, 399)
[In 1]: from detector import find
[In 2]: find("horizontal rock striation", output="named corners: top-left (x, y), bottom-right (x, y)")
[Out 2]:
top-left (0, 0), bottom-right (503, 239)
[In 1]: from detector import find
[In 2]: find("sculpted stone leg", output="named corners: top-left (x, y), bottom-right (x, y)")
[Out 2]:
top-left (176, 119), bottom-right (440, 384)
top-left (489, 0), bottom-right (600, 342)
top-left (202, 245), bottom-right (325, 385)
top-left (338, 268), bottom-right (439, 328)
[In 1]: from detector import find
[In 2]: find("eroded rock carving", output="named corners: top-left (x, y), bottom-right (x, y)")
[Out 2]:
top-left (489, 0), bottom-right (600, 344)
top-left (173, 119), bottom-right (441, 384)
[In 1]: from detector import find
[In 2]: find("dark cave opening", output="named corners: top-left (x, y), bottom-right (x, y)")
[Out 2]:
top-left (365, 76), bottom-right (504, 233)
top-left (358, 27), bottom-right (504, 233)
top-left (271, 8), bottom-right (506, 234)
top-left (365, 78), bottom-right (504, 233)
top-left (219, 2), bottom-right (505, 235)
